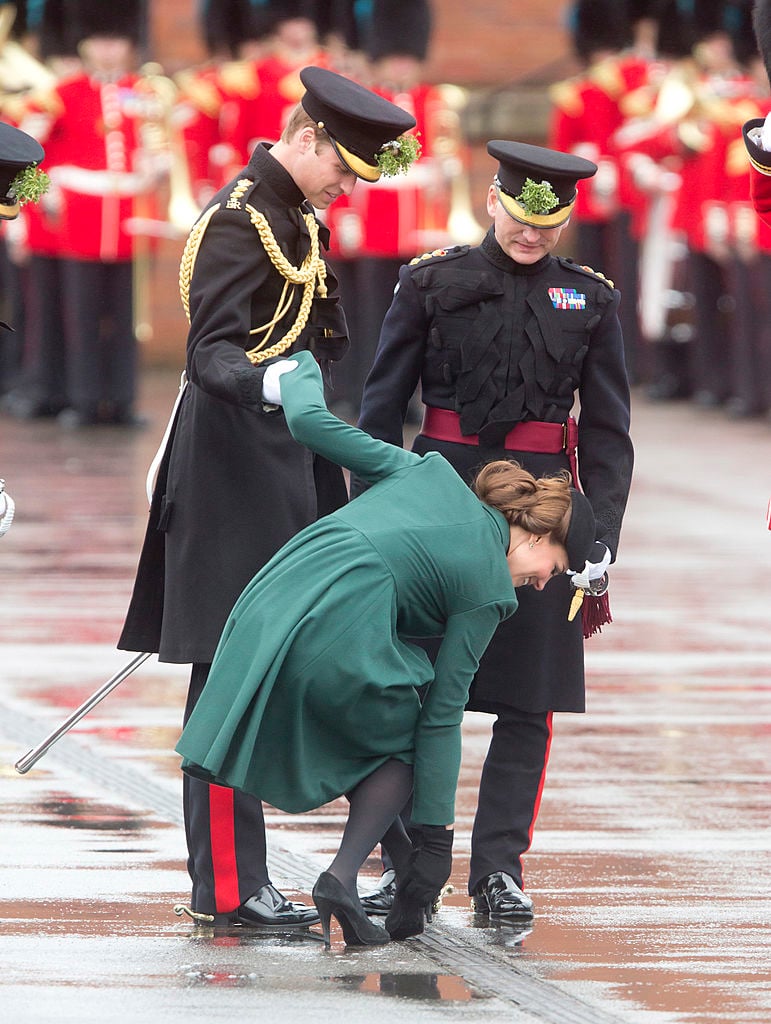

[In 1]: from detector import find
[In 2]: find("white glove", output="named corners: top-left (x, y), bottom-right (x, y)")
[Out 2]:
top-left (0, 480), bottom-right (15, 537)
top-left (569, 542), bottom-right (611, 591)
top-left (762, 111), bottom-right (771, 152)
top-left (261, 359), bottom-right (298, 405)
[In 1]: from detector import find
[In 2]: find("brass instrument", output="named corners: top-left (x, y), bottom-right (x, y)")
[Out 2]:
top-left (130, 64), bottom-right (202, 344)
top-left (636, 61), bottom-right (702, 345)
top-left (434, 84), bottom-right (486, 246)
top-left (0, 4), bottom-right (56, 118)
top-left (137, 63), bottom-right (201, 235)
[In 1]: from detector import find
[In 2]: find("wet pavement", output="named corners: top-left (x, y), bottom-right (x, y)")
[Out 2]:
top-left (1, 370), bottom-right (770, 1024)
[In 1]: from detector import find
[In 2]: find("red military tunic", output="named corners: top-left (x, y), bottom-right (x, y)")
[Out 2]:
top-left (175, 62), bottom-right (235, 203)
top-left (24, 71), bottom-right (157, 262)
top-left (548, 54), bottom-right (651, 227)
top-left (223, 47), bottom-right (335, 157)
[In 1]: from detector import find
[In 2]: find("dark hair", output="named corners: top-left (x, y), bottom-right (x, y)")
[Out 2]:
top-left (473, 461), bottom-right (571, 545)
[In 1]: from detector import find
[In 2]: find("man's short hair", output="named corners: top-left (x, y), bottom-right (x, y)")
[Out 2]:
top-left (281, 104), bottom-right (329, 145)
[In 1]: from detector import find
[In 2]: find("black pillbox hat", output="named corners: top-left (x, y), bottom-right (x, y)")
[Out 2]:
top-left (487, 140), bottom-right (597, 228)
top-left (300, 65), bottom-right (416, 182)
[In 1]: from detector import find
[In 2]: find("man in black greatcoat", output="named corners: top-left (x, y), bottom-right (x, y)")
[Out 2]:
top-left (354, 140), bottom-right (634, 922)
top-left (118, 65), bottom-right (416, 929)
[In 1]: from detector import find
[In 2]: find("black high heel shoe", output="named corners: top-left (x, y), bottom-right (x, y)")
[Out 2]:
top-left (312, 871), bottom-right (391, 947)
top-left (384, 887), bottom-right (432, 941)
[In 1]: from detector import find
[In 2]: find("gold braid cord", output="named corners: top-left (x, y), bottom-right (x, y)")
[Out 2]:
top-left (177, 200), bottom-right (327, 366)
top-left (243, 205), bottom-right (327, 365)
top-left (179, 203), bottom-right (221, 323)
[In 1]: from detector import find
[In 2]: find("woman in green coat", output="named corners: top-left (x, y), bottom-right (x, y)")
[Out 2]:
top-left (176, 350), bottom-right (596, 945)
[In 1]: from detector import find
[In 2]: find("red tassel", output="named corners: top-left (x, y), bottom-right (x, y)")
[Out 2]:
top-left (582, 592), bottom-right (612, 639)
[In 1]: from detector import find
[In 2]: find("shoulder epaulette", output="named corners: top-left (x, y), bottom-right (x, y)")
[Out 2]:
top-left (726, 136), bottom-right (750, 177)
top-left (178, 73), bottom-right (223, 118)
top-left (225, 178), bottom-right (256, 211)
top-left (25, 86), bottom-right (65, 119)
top-left (218, 60), bottom-right (261, 100)
top-left (408, 245), bottom-right (468, 267)
top-left (548, 79), bottom-right (584, 118)
top-left (619, 84), bottom-right (656, 119)
top-left (557, 256), bottom-right (615, 290)
top-left (588, 58), bottom-right (625, 100)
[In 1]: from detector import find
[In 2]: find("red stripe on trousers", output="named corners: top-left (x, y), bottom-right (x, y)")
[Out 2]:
top-left (209, 784), bottom-right (240, 912)
top-left (527, 711), bottom-right (554, 851)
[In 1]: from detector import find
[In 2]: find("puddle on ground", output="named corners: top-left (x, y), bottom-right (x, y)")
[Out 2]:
top-left (330, 972), bottom-right (482, 1001)
top-left (181, 967), bottom-right (481, 1001)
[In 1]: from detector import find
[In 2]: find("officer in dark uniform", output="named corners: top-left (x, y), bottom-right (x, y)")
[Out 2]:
top-left (355, 140), bottom-right (633, 921)
top-left (118, 66), bottom-right (416, 930)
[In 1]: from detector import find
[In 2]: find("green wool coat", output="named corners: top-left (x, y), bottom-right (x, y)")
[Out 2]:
top-left (176, 351), bottom-right (518, 825)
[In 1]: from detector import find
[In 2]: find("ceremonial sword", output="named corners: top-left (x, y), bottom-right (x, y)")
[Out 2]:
top-left (15, 372), bottom-right (188, 774)
top-left (14, 651), bottom-right (152, 774)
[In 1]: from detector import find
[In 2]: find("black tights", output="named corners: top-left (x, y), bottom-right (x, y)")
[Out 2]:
top-left (327, 759), bottom-right (413, 894)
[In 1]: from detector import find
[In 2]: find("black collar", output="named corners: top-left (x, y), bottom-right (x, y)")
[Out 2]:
top-left (480, 227), bottom-right (551, 276)
top-left (247, 143), bottom-right (307, 209)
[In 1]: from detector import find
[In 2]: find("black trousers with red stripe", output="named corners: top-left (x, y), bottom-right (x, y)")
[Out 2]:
top-left (183, 664), bottom-right (270, 914)
top-left (468, 706), bottom-right (553, 894)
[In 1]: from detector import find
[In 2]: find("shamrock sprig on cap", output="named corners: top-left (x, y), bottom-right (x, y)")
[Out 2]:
top-left (10, 164), bottom-right (50, 206)
top-left (515, 177), bottom-right (559, 216)
top-left (376, 132), bottom-right (421, 177)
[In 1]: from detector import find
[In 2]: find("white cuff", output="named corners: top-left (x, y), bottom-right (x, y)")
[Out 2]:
top-left (262, 359), bottom-right (298, 405)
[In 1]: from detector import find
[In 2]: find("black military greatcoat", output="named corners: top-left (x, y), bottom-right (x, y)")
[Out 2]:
top-left (355, 229), bottom-right (633, 712)
top-left (119, 145), bottom-right (348, 664)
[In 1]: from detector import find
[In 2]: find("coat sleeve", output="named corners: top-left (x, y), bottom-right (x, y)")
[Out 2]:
top-left (184, 206), bottom-right (273, 408)
top-left (350, 266), bottom-right (430, 495)
top-left (357, 266), bottom-right (430, 443)
top-left (280, 351), bottom-right (420, 483)
top-left (410, 602), bottom-right (507, 826)
top-left (575, 285), bottom-right (634, 558)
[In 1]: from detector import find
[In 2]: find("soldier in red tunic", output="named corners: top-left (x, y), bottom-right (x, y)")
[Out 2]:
top-left (549, 1), bottom-right (632, 277)
top-left (21, 1), bottom-right (162, 426)
top-left (324, 0), bottom-right (460, 420)
top-left (4, 0), bottom-right (81, 419)
top-left (219, 0), bottom-right (335, 166)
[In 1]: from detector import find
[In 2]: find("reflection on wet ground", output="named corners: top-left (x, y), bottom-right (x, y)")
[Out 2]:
top-left (330, 972), bottom-right (478, 1001)
top-left (1, 372), bottom-right (771, 1023)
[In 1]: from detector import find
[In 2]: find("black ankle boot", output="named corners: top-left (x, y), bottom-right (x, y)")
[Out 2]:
top-left (312, 871), bottom-right (390, 947)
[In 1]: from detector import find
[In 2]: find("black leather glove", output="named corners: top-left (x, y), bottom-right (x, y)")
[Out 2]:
top-left (398, 825), bottom-right (454, 905)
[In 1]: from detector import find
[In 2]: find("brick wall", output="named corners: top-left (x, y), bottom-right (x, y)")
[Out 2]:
top-left (139, 0), bottom-right (580, 365)
top-left (149, 0), bottom-right (575, 83)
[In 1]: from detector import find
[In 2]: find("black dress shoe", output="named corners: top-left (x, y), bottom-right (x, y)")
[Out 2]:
top-left (233, 883), bottom-right (320, 928)
top-left (358, 868), bottom-right (396, 915)
top-left (471, 872), bottom-right (534, 921)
